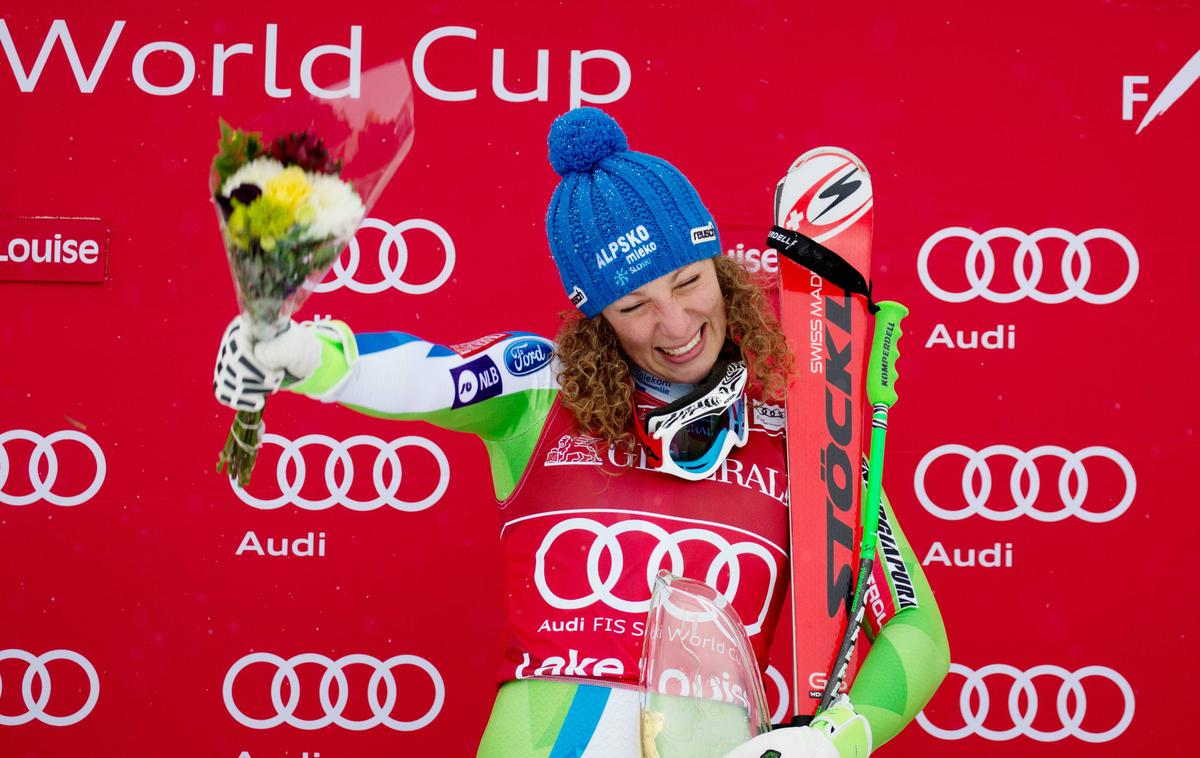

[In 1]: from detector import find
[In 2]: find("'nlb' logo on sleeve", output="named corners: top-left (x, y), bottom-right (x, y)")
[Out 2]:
top-left (450, 355), bottom-right (503, 408)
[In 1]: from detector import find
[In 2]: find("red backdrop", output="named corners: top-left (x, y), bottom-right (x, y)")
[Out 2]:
top-left (2, 1), bottom-right (1197, 755)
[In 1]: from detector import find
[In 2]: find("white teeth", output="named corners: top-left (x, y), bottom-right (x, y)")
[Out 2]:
top-left (661, 327), bottom-right (703, 357)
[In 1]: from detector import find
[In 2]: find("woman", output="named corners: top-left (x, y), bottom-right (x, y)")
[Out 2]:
top-left (213, 108), bottom-right (948, 757)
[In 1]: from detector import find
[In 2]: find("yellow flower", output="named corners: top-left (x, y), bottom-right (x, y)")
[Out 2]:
top-left (243, 196), bottom-right (294, 248)
top-left (227, 204), bottom-right (250, 248)
top-left (263, 166), bottom-right (312, 213)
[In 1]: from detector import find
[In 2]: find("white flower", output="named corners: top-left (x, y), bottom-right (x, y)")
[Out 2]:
top-left (299, 174), bottom-right (365, 242)
top-left (220, 157), bottom-right (285, 197)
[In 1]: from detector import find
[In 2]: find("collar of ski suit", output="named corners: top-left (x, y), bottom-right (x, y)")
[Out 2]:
top-left (629, 363), bottom-right (694, 404)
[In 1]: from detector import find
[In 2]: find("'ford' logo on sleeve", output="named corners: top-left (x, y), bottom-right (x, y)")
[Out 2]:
top-left (504, 339), bottom-right (554, 376)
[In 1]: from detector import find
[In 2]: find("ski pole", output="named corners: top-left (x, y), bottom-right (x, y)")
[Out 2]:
top-left (816, 300), bottom-right (907, 714)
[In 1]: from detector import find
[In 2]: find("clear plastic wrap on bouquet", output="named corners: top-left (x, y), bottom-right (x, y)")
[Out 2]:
top-left (639, 572), bottom-right (773, 758)
top-left (212, 59), bottom-right (415, 484)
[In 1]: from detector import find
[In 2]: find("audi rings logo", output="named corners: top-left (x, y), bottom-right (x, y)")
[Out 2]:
top-left (914, 445), bottom-right (1135, 523)
top-left (0, 430), bottom-right (105, 506)
top-left (917, 227), bottom-right (1138, 304)
top-left (764, 664), bottom-right (789, 724)
top-left (312, 217), bottom-right (456, 295)
top-left (230, 433), bottom-right (451, 512)
top-left (917, 663), bottom-right (1134, 743)
top-left (535, 518), bottom-right (777, 634)
top-left (223, 652), bottom-right (445, 731)
top-left (0, 649), bottom-right (99, 726)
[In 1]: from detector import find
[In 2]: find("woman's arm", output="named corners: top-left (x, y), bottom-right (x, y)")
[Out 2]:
top-left (848, 487), bottom-right (951, 747)
top-left (288, 323), bottom-right (560, 499)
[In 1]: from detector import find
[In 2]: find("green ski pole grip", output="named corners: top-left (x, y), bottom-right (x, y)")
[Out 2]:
top-left (868, 300), bottom-right (908, 408)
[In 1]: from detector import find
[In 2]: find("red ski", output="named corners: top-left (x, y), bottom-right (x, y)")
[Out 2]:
top-left (769, 147), bottom-right (875, 718)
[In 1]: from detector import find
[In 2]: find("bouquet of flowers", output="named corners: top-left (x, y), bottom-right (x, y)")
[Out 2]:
top-left (212, 125), bottom-right (363, 484)
top-left (212, 60), bottom-right (415, 486)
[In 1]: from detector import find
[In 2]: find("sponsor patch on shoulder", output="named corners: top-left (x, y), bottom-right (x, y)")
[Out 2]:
top-left (450, 355), bottom-right (503, 408)
top-left (504, 338), bottom-right (554, 376)
top-left (448, 333), bottom-right (509, 357)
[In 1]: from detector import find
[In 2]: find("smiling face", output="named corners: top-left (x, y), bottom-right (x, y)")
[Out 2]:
top-left (601, 258), bottom-right (727, 385)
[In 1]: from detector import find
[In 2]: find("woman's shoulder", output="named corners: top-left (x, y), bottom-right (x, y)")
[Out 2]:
top-left (445, 331), bottom-right (564, 392)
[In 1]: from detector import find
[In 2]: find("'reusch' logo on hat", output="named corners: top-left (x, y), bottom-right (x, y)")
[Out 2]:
top-left (569, 286), bottom-right (588, 308)
top-left (690, 223), bottom-right (716, 244)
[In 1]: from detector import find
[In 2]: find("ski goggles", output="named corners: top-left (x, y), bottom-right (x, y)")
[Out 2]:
top-left (631, 359), bottom-right (750, 481)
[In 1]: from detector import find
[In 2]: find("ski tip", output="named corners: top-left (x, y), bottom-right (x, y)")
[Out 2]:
top-left (786, 146), bottom-right (868, 175)
top-left (774, 147), bottom-right (873, 239)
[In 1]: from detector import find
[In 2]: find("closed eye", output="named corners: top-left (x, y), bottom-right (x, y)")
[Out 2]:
top-left (619, 301), bottom-right (645, 314)
top-left (676, 275), bottom-right (700, 289)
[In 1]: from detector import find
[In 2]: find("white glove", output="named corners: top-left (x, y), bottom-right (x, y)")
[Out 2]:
top-left (212, 316), bottom-right (322, 411)
top-left (252, 322), bottom-right (323, 379)
top-left (722, 726), bottom-right (839, 758)
top-left (723, 697), bottom-right (872, 758)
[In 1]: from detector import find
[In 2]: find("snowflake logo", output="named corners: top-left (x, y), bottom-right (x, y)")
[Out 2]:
top-left (614, 268), bottom-right (630, 288)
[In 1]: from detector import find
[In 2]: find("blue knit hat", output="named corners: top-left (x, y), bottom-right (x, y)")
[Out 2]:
top-left (546, 108), bottom-right (722, 318)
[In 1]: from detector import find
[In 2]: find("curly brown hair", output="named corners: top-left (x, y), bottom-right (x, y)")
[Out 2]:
top-left (555, 255), bottom-right (793, 446)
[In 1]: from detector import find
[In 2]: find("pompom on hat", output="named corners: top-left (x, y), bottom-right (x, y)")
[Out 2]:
top-left (545, 108), bottom-right (722, 318)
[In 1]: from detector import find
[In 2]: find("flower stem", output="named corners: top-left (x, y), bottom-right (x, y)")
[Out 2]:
top-left (215, 409), bottom-right (265, 488)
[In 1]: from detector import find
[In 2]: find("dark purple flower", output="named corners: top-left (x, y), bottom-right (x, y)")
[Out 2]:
top-left (230, 184), bottom-right (263, 206)
top-left (267, 132), bottom-right (342, 175)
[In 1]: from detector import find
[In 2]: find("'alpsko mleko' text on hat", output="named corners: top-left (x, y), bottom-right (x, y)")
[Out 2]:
top-left (596, 225), bottom-right (657, 273)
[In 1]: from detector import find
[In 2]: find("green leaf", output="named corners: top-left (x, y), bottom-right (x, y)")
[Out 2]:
top-left (212, 118), bottom-right (264, 188)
